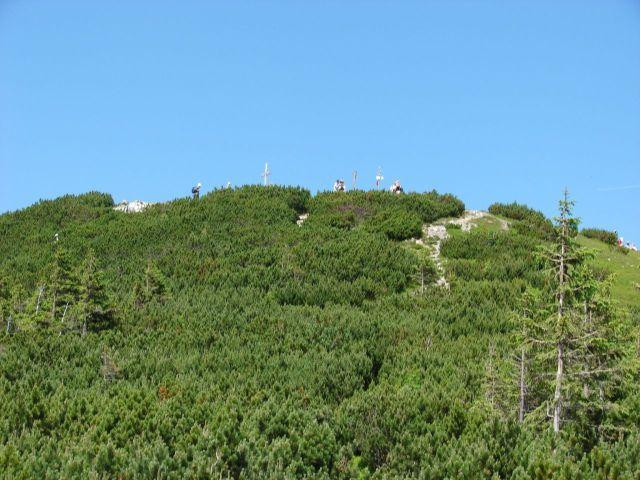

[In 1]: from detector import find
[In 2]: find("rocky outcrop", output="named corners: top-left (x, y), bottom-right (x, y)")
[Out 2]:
top-left (296, 213), bottom-right (309, 226)
top-left (113, 200), bottom-right (152, 213)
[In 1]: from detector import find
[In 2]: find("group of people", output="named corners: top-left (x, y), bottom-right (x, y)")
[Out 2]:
top-left (617, 237), bottom-right (638, 251)
top-left (332, 178), bottom-right (403, 193)
top-left (192, 178), bottom-right (406, 198)
top-left (191, 181), bottom-right (232, 199)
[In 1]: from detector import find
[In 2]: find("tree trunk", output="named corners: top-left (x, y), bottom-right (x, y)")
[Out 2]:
top-left (61, 302), bottom-right (69, 324)
top-left (582, 301), bottom-right (590, 399)
top-left (51, 291), bottom-right (57, 321)
top-left (518, 346), bottom-right (526, 422)
top-left (552, 212), bottom-right (568, 434)
top-left (82, 315), bottom-right (87, 337)
top-left (35, 286), bottom-right (44, 315)
top-left (553, 341), bottom-right (564, 433)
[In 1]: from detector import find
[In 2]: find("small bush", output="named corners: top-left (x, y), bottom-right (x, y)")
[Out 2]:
top-left (616, 245), bottom-right (630, 256)
top-left (367, 207), bottom-right (423, 241)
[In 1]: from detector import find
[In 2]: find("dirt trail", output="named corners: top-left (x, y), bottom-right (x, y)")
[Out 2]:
top-left (423, 225), bottom-right (450, 288)
top-left (300, 209), bottom-right (507, 289)
top-left (422, 210), bottom-right (508, 288)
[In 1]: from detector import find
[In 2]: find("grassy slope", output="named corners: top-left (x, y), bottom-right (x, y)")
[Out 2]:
top-left (442, 212), bottom-right (640, 309)
top-left (577, 235), bottom-right (640, 308)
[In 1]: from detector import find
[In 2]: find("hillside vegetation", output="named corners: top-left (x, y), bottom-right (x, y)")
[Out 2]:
top-left (0, 188), bottom-right (638, 479)
top-left (576, 234), bottom-right (640, 308)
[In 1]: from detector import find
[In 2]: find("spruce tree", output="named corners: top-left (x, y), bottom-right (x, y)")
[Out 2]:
top-left (31, 281), bottom-right (49, 326)
top-left (0, 275), bottom-right (8, 330)
top-left (414, 251), bottom-right (436, 295)
top-left (511, 288), bottom-right (549, 424)
top-left (49, 245), bottom-right (78, 324)
top-left (134, 260), bottom-right (167, 306)
top-left (6, 284), bottom-right (31, 333)
top-left (78, 250), bottom-right (111, 336)
top-left (521, 190), bottom-right (627, 434)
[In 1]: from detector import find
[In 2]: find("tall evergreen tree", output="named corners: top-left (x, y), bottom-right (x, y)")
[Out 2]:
top-left (134, 260), bottom-right (167, 307)
top-left (49, 245), bottom-right (78, 324)
top-left (414, 251), bottom-right (436, 295)
top-left (521, 190), bottom-right (627, 434)
top-left (0, 275), bottom-right (9, 330)
top-left (78, 250), bottom-right (111, 336)
top-left (6, 284), bottom-right (31, 333)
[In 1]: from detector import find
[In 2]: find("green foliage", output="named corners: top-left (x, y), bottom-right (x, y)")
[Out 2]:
top-left (367, 207), bottom-right (422, 241)
top-left (49, 245), bottom-right (78, 324)
top-left (501, 192), bottom-right (635, 438)
top-left (577, 234), bottom-right (640, 307)
top-left (441, 230), bottom-right (543, 284)
top-left (308, 190), bottom-right (464, 240)
top-left (78, 250), bottom-right (113, 335)
top-left (581, 227), bottom-right (618, 246)
top-left (0, 187), bottom-right (637, 478)
top-left (134, 260), bottom-right (168, 307)
top-left (489, 201), bottom-right (556, 240)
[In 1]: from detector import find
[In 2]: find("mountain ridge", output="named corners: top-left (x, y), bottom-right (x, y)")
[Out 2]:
top-left (0, 186), bottom-right (638, 479)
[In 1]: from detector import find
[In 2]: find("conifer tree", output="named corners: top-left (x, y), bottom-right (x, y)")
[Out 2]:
top-left (511, 288), bottom-right (548, 423)
top-left (78, 250), bottom-right (111, 336)
top-left (134, 260), bottom-right (167, 307)
top-left (6, 284), bottom-right (31, 333)
top-left (49, 245), bottom-right (78, 323)
top-left (27, 277), bottom-right (50, 327)
top-left (414, 251), bottom-right (436, 295)
top-left (483, 341), bottom-right (513, 418)
top-left (521, 190), bottom-right (627, 434)
top-left (0, 275), bottom-right (8, 330)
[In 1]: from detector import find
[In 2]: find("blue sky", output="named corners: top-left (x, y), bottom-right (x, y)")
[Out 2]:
top-left (1, 1), bottom-right (639, 241)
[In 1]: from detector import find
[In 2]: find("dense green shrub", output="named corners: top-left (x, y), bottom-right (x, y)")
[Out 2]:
top-left (310, 190), bottom-right (464, 223)
top-left (488, 202), bottom-right (555, 240)
top-left (307, 190), bottom-right (463, 241)
top-left (0, 187), bottom-right (637, 478)
top-left (366, 207), bottom-right (422, 241)
top-left (581, 227), bottom-right (617, 245)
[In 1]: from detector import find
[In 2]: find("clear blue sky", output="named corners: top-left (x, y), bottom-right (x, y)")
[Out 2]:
top-left (1, 1), bottom-right (639, 241)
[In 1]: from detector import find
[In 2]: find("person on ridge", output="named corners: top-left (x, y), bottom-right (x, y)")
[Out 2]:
top-left (390, 180), bottom-right (404, 194)
top-left (192, 182), bottom-right (202, 200)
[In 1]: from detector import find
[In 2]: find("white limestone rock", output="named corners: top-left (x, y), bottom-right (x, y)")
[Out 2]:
top-left (113, 200), bottom-right (152, 213)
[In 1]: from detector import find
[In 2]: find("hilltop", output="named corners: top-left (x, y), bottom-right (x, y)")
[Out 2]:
top-left (0, 187), bottom-right (638, 479)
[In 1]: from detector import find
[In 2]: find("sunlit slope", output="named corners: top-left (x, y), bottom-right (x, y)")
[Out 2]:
top-left (1, 191), bottom-right (638, 478)
top-left (436, 210), bottom-right (640, 309)
top-left (577, 235), bottom-right (640, 308)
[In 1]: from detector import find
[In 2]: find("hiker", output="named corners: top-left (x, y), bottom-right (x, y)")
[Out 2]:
top-left (192, 182), bottom-right (201, 200)
top-left (390, 180), bottom-right (403, 194)
top-left (618, 237), bottom-right (623, 247)
top-left (333, 179), bottom-right (345, 192)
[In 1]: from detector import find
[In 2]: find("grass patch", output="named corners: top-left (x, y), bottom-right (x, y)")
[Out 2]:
top-left (577, 235), bottom-right (640, 308)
